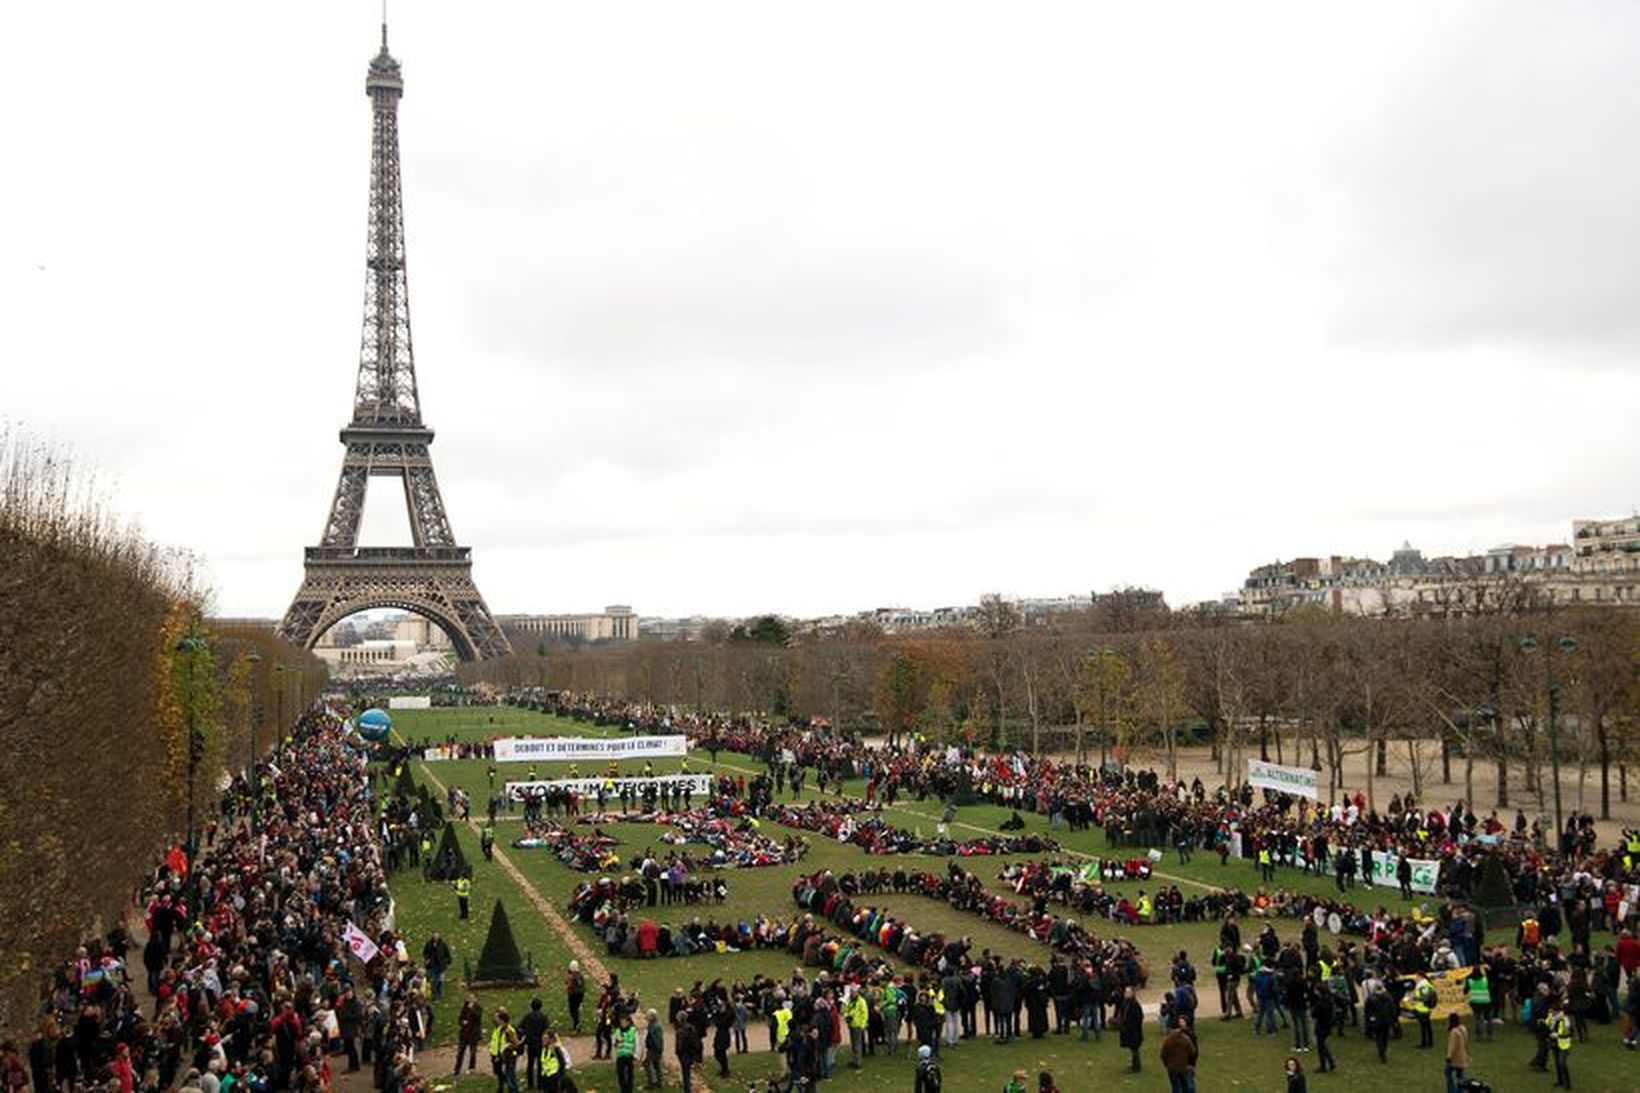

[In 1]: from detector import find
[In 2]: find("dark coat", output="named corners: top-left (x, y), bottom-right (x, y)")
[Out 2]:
top-left (1117, 996), bottom-right (1145, 1049)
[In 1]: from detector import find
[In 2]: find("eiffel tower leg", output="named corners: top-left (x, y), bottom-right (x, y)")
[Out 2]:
top-left (321, 465), bottom-right (369, 549)
top-left (403, 465), bottom-right (453, 547)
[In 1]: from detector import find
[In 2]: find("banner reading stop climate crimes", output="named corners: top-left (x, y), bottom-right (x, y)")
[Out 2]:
top-left (493, 735), bottom-right (688, 762)
top-left (505, 773), bottom-right (712, 801)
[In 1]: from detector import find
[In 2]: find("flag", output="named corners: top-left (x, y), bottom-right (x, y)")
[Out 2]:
top-left (343, 921), bottom-right (379, 964)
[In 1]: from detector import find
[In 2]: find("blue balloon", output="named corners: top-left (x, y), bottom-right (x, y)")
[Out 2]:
top-left (357, 707), bottom-right (392, 742)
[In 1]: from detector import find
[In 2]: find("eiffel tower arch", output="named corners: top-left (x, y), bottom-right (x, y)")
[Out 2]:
top-left (279, 26), bottom-right (511, 662)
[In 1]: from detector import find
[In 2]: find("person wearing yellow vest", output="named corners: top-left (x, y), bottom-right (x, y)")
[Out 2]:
top-left (879, 981), bottom-right (903, 1056)
top-left (844, 987), bottom-right (870, 1069)
top-left (454, 872), bottom-right (472, 920)
top-left (1136, 892), bottom-right (1154, 924)
top-left (1258, 845), bottom-right (1275, 883)
top-left (612, 1012), bottom-right (637, 1093)
top-left (541, 1029), bottom-right (570, 1093)
top-left (488, 1008), bottom-right (521, 1093)
top-left (1410, 974), bottom-right (1436, 1048)
top-left (1548, 1001), bottom-right (1573, 1089)
top-left (773, 1002), bottom-right (793, 1050)
top-left (1465, 966), bottom-right (1493, 1040)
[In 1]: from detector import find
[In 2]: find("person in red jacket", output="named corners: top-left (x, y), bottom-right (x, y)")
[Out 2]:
top-left (109, 1044), bottom-right (135, 1093)
top-left (1616, 929), bottom-right (1640, 980)
top-left (270, 1001), bottom-right (303, 1089)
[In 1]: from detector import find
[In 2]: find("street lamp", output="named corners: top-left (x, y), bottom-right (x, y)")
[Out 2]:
top-left (1520, 633), bottom-right (1578, 846)
top-left (246, 650), bottom-right (262, 832)
top-left (273, 664), bottom-right (286, 749)
top-left (174, 632), bottom-right (208, 915)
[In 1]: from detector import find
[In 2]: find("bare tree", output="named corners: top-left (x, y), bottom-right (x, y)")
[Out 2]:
top-left (977, 594), bottom-right (1022, 748)
top-left (1133, 636), bottom-right (1189, 781)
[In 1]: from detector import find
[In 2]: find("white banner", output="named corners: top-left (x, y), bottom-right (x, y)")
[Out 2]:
top-left (494, 735), bottom-right (688, 762)
top-left (505, 773), bottom-right (713, 801)
top-left (388, 696), bottom-right (432, 710)
top-left (1247, 759), bottom-right (1320, 800)
top-left (343, 921), bottom-right (380, 964)
top-left (1366, 850), bottom-right (1442, 895)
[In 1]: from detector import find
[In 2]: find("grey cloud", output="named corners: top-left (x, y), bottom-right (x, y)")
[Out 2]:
top-left (1324, 6), bottom-right (1640, 362)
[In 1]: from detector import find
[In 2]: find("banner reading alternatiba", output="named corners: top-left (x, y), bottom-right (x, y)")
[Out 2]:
top-left (1247, 759), bottom-right (1320, 800)
top-left (493, 735), bottom-right (688, 762)
top-left (505, 773), bottom-right (712, 801)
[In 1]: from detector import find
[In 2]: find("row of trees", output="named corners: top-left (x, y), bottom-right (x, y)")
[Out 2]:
top-left (463, 592), bottom-right (1637, 820)
top-left (0, 430), bottom-right (325, 1034)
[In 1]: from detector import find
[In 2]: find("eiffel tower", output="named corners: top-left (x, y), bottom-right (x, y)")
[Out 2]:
top-left (279, 25), bottom-right (511, 662)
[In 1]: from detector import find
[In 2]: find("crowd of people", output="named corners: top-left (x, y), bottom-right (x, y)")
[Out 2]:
top-left (510, 820), bottom-right (622, 873)
top-left (513, 691), bottom-right (1640, 1085)
top-left (564, 878), bottom-right (790, 962)
top-left (523, 693), bottom-right (1638, 927)
top-left (11, 704), bottom-right (439, 1093)
top-left (760, 798), bottom-right (1060, 859)
top-left (21, 682), bottom-right (1637, 1093)
top-left (574, 807), bottom-right (807, 870)
top-left (570, 959), bottom-right (1070, 1093)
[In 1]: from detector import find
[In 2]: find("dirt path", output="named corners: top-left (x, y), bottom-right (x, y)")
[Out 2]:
top-left (414, 761), bottom-right (726, 1090)
top-left (415, 760), bottom-right (611, 984)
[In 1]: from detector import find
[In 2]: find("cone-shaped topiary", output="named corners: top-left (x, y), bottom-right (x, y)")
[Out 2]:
top-left (436, 820), bottom-right (468, 875)
top-left (474, 899), bottom-right (534, 983)
top-left (1474, 854), bottom-right (1515, 907)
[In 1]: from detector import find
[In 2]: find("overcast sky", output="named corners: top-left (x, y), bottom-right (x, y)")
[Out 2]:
top-left (3, 2), bottom-right (1638, 622)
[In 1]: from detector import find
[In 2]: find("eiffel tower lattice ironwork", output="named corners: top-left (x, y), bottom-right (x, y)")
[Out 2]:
top-left (279, 26), bottom-right (511, 662)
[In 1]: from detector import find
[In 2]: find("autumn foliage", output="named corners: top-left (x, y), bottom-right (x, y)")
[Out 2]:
top-left (0, 431), bottom-right (323, 1034)
top-left (467, 592), bottom-right (1637, 819)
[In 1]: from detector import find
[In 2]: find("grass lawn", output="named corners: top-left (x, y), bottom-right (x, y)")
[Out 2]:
top-left (385, 777), bottom-right (577, 1038)
top-left (384, 708), bottom-right (1639, 1092)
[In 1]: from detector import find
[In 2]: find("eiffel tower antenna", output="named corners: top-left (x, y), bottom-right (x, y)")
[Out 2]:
top-left (278, 25), bottom-right (512, 662)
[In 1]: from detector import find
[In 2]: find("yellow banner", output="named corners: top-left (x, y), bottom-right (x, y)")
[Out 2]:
top-left (1397, 966), bottom-right (1473, 1021)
